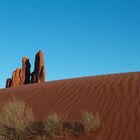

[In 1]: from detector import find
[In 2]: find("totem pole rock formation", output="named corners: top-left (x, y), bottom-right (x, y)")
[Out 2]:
top-left (6, 78), bottom-right (12, 88)
top-left (31, 50), bottom-right (46, 83)
top-left (21, 57), bottom-right (31, 84)
top-left (6, 57), bottom-right (31, 88)
top-left (5, 50), bottom-right (46, 88)
top-left (11, 68), bottom-right (23, 87)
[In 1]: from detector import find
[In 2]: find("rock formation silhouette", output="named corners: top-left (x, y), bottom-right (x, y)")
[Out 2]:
top-left (6, 78), bottom-right (12, 88)
top-left (21, 57), bottom-right (31, 84)
top-left (31, 50), bottom-right (46, 83)
top-left (11, 68), bottom-right (22, 87)
top-left (5, 50), bottom-right (46, 88)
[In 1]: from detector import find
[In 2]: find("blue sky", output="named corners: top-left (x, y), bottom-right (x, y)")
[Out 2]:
top-left (0, 0), bottom-right (140, 88)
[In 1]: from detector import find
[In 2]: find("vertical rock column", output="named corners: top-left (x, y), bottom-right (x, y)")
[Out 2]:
top-left (21, 57), bottom-right (31, 84)
top-left (6, 78), bottom-right (12, 88)
top-left (31, 50), bottom-right (46, 83)
top-left (11, 68), bottom-right (23, 87)
top-left (5, 57), bottom-right (31, 88)
top-left (5, 50), bottom-right (45, 88)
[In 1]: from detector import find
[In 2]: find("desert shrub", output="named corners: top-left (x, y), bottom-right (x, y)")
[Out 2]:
top-left (0, 97), bottom-right (34, 140)
top-left (82, 112), bottom-right (101, 133)
top-left (62, 120), bottom-right (76, 135)
top-left (33, 135), bottom-right (47, 140)
top-left (67, 120), bottom-right (75, 132)
top-left (43, 113), bottom-right (63, 136)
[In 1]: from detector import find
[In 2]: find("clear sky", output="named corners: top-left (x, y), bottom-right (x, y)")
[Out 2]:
top-left (0, 0), bottom-right (140, 88)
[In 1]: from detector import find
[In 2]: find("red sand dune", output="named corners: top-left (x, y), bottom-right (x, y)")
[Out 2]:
top-left (0, 72), bottom-right (140, 140)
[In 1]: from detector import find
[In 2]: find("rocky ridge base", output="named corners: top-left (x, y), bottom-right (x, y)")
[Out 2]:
top-left (6, 50), bottom-right (46, 88)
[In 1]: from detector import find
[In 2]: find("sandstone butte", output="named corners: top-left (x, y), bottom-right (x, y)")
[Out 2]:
top-left (6, 50), bottom-right (46, 88)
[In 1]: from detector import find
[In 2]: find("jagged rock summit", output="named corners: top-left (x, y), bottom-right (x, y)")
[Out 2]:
top-left (6, 50), bottom-right (46, 88)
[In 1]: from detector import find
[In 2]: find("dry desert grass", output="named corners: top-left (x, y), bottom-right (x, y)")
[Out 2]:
top-left (0, 98), bottom-right (102, 140)
top-left (0, 97), bottom-right (34, 140)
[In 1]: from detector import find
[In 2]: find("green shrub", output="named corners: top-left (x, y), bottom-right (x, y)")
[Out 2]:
top-left (82, 112), bottom-right (101, 133)
top-left (44, 113), bottom-right (63, 136)
top-left (0, 97), bottom-right (34, 140)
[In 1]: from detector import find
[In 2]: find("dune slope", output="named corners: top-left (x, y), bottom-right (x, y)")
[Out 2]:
top-left (0, 72), bottom-right (140, 140)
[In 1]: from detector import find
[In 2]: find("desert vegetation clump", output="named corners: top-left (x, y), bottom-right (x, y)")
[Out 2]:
top-left (0, 97), bottom-right (102, 139)
top-left (82, 112), bottom-right (102, 133)
top-left (0, 97), bottom-right (34, 140)
top-left (43, 113), bottom-right (63, 137)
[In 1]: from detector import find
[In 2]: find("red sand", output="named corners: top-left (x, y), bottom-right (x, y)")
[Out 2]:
top-left (0, 72), bottom-right (140, 140)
